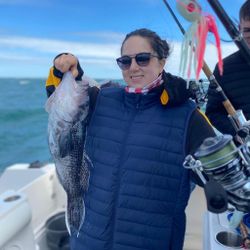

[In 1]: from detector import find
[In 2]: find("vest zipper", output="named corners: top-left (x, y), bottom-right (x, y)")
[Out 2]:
top-left (136, 95), bottom-right (142, 109)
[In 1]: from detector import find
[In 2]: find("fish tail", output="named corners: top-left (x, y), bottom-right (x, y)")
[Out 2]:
top-left (66, 195), bottom-right (85, 237)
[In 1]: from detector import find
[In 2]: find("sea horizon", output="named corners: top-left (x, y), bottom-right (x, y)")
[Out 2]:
top-left (0, 77), bottom-right (125, 174)
top-left (0, 76), bottom-right (208, 174)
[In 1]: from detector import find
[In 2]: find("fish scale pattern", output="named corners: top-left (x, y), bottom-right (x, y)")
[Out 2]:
top-left (71, 86), bottom-right (196, 250)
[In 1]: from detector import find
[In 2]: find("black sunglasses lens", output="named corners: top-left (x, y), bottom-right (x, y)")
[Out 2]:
top-left (116, 53), bottom-right (154, 70)
top-left (135, 53), bottom-right (151, 66)
top-left (117, 56), bottom-right (131, 70)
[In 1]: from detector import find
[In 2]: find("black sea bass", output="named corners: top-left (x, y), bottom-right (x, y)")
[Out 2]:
top-left (45, 72), bottom-right (92, 236)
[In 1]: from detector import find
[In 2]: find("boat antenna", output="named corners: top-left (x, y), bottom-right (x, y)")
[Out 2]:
top-left (161, 0), bottom-right (236, 117)
top-left (162, 0), bottom-right (186, 34)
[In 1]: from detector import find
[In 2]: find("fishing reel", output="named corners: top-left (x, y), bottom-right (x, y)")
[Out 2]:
top-left (184, 134), bottom-right (250, 213)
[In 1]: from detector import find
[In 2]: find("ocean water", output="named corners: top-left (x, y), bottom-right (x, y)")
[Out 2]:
top-left (0, 77), bottom-right (207, 174)
top-left (0, 78), bottom-right (50, 173)
top-left (0, 77), bottom-right (124, 174)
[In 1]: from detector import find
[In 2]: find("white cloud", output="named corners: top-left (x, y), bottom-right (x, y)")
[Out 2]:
top-left (0, 36), bottom-right (120, 58)
top-left (0, 35), bottom-right (239, 79)
top-left (0, 35), bottom-right (120, 78)
top-left (72, 31), bottom-right (125, 43)
top-left (0, 52), bottom-right (46, 62)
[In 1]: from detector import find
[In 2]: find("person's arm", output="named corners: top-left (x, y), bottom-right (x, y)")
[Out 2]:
top-left (186, 109), bottom-right (216, 186)
top-left (186, 109), bottom-right (216, 154)
top-left (205, 65), bottom-right (236, 136)
top-left (169, 110), bottom-right (214, 250)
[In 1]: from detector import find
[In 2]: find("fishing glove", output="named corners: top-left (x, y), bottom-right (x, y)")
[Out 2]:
top-left (45, 53), bottom-right (84, 97)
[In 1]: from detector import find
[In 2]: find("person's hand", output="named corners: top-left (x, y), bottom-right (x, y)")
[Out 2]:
top-left (45, 53), bottom-right (84, 97)
top-left (54, 53), bottom-right (79, 78)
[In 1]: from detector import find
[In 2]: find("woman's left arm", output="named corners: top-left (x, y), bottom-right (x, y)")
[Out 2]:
top-left (186, 109), bottom-right (216, 155)
top-left (186, 109), bottom-right (216, 186)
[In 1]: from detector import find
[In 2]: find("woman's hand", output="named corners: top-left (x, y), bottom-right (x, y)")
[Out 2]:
top-left (54, 54), bottom-right (79, 78)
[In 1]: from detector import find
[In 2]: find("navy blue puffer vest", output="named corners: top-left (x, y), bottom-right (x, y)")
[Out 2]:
top-left (71, 86), bottom-right (196, 250)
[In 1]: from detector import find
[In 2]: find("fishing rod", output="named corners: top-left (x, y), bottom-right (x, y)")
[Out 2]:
top-left (163, 2), bottom-right (250, 245)
top-left (162, 0), bottom-right (236, 116)
top-left (162, 0), bottom-right (250, 137)
top-left (207, 0), bottom-right (250, 67)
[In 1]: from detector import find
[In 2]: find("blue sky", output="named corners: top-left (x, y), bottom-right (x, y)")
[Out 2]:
top-left (0, 0), bottom-right (244, 79)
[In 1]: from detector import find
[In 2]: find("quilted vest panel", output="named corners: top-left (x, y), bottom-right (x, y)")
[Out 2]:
top-left (71, 87), bottom-right (196, 250)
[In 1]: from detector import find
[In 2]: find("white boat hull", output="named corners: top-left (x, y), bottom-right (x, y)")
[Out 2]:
top-left (0, 163), bottom-right (66, 250)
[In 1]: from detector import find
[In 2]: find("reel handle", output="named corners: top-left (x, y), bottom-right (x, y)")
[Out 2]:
top-left (204, 178), bottom-right (228, 213)
top-left (228, 109), bottom-right (250, 144)
top-left (183, 154), bottom-right (228, 213)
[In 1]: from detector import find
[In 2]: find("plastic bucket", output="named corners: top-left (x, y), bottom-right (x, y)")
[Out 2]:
top-left (215, 231), bottom-right (243, 248)
top-left (227, 212), bottom-right (241, 234)
top-left (45, 212), bottom-right (70, 250)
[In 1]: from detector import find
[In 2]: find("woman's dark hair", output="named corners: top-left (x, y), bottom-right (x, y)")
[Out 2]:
top-left (240, 0), bottom-right (250, 21)
top-left (121, 28), bottom-right (170, 59)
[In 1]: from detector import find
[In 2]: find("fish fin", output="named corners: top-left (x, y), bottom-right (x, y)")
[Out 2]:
top-left (67, 195), bottom-right (85, 237)
top-left (76, 200), bottom-right (85, 238)
top-left (65, 209), bottom-right (72, 236)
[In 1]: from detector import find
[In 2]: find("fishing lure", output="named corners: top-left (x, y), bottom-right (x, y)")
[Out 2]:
top-left (176, 0), bottom-right (223, 79)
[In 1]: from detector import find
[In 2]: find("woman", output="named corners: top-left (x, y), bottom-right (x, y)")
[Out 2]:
top-left (46, 28), bottom-right (215, 250)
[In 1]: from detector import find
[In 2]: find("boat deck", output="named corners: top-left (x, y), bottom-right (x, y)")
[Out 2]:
top-left (0, 164), bottom-right (208, 250)
top-left (184, 186), bottom-right (206, 250)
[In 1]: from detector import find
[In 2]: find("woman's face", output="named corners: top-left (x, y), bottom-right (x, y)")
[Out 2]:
top-left (121, 36), bottom-right (166, 88)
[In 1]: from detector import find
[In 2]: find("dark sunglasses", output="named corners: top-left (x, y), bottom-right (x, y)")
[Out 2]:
top-left (116, 52), bottom-right (159, 70)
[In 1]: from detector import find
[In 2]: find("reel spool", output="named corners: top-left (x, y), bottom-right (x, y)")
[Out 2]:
top-left (194, 135), bottom-right (242, 187)
top-left (184, 134), bottom-right (250, 212)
